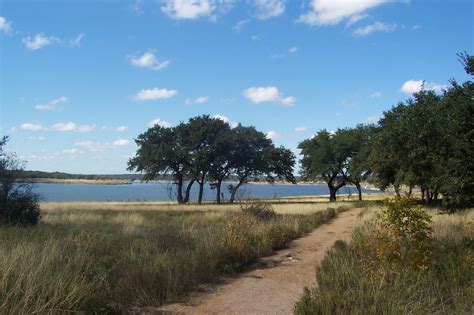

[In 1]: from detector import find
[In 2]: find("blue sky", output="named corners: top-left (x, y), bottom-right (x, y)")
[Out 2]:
top-left (1, 0), bottom-right (472, 174)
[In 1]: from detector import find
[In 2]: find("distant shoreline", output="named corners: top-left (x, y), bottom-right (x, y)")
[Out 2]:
top-left (19, 178), bottom-right (132, 185)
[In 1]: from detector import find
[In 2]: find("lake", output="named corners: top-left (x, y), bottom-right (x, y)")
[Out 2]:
top-left (32, 182), bottom-right (382, 202)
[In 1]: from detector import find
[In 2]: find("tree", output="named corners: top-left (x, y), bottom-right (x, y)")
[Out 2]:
top-left (299, 130), bottom-right (349, 202)
top-left (226, 127), bottom-right (296, 204)
top-left (127, 125), bottom-right (193, 204)
top-left (0, 136), bottom-right (41, 225)
top-left (457, 51), bottom-right (474, 76)
top-left (182, 115), bottom-right (230, 204)
top-left (341, 125), bottom-right (375, 201)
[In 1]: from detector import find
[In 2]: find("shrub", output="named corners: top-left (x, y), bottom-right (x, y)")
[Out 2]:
top-left (240, 201), bottom-right (276, 221)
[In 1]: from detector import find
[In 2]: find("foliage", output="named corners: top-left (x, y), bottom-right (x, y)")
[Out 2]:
top-left (374, 199), bottom-right (432, 272)
top-left (295, 206), bottom-right (473, 315)
top-left (0, 136), bottom-right (40, 225)
top-left (128, 115), bottom-right (296, 204)
top-left (240, 201), bottom-right (277, 221)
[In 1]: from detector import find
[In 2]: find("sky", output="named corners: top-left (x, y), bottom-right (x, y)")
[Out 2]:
top-left (1, 0), bottom-right (472, 174)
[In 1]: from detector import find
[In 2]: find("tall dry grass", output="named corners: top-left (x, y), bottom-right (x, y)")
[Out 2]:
top-left (295, 204), bottom-right (474, 314)
top-left (0, 200), bottom-right (349, 313)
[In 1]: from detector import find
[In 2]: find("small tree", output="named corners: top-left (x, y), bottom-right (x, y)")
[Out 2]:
top-left (0, 136), bottom-right (41, 225)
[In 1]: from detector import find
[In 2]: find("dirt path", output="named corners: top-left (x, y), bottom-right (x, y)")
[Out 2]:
top-left (157, 208), bottom-right (361, 315)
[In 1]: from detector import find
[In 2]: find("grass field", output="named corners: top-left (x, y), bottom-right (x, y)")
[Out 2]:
top-left (295, 203), bottom-right (474, 314)
top-left (0, 199), bottom-right (351, 313)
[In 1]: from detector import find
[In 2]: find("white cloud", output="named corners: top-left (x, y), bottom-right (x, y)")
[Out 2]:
top-left (353, 21), bottom-right (397, 36)
top-left (266, 130), bottom-right (280, 141)
top-left (75, 139), bottom-right (131, 152)
top-left (62, 148), bottom-right (79, 155)
top-left (51, 122), bottom-right (76, 132)
top-left (148, 118), bottom-right (172, 128)
top-left (369, 91), bottom-right (382, 98)
top-left (0, 16), bottom-right (12, 34)
top-left (50, 122), bottom-right (95, 133)
top-left (113, 139), bottom-right (131, 146)
top-left (130, 50), bottom-right (170, 71)
top-left (21, 123), bottom-right (46, 131)
top-left (185, 96), bottom-right (209, 104)
top-left (232, 19), bottom-right (249, 32)
top-left (117, 125), bottom-right (128, 132)
top-left (243, 86), bottom-right (295, 106)
top-left (288, 46), bottom-right (298, 54)
top-left (400, 80), bottom-right (447, 95)
top-left (345, 14), bottom-right (369, 27)
top-left (366, 115), bottom-right (381, 124)
top-left (134, 87), bottom-right (177, 101)
top-left (34, 96), bottom-right (68, 111)
top-left (297, 0), bottom-right (388, 26)
top-left (254, 0), bottom-right (285, 20)
top-left (77, 124), bottom-right (96, 133)
top-left (28, 136), bottom-right (46, 141)
top-left (294, 126), bottom-right (307, 132)
top-left (70, 33), bottom-right (85, 47)
top-left (161, 0), bottom-right (214, 19)
top-left (212, 114), bottom-right (238, 128)
top-left (22, 33), bottom-right (59, 51)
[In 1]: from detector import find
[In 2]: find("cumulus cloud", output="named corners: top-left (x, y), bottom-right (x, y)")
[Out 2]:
top-left (353, 21), bottom-right (397, 36)
top-left (400, 80), bottom-right (447, 95)
top-left (134, 87), bottom-right (177, 101)
top-left (212, 114), bottom-right (238, 128)
top-left (22, 33), bottom-right (59, 51)
top-left (297, 0), bottom-right (388, 26)
top-left (243, 86), bottom-right (295, 106)
top-left (161, 0), bottom-right (214, 19)
top-left (294, 126), bottom-right (307, 132)
top-left (254, 0), bottom-right (285, 20)
top-left (0, 16), bottom-right (12, 34)
top-left (185, 96), bottom-right (209, 104)
top-left (148, 118), bottom-right (172, 128)
top-left (21, 123), bottom-right (45, 131)
top-left (117, 125), bottom-right (128, 132)
top-left (51, 122), bottom-right (96, 133)
top-left (75, 139), bottom-right (131, 152)
top-left (266, 130), bottom-right (280, 141)
top-left (34, 96), bottom-right (68, 111)
top-left (130, 50), bottom-right (170, 71)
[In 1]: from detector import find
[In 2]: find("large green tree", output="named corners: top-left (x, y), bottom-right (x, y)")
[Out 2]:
top-left (299, 130), bottom-right (349, 202)
top-left (127, 124), bottom-right (193, 204)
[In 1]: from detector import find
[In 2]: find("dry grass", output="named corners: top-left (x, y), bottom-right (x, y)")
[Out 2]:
top-left (1, 199), bottom-right (352, 313)
top-left (295, 203), bottom-right (474, 314)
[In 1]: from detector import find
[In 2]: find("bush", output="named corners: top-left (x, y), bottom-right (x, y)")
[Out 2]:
top-left (240, 201), bottom-right (276, 221)
top-left (295, 205), bottom-right (473, 314)
top-left (0, 136), bottom-right (41, 226)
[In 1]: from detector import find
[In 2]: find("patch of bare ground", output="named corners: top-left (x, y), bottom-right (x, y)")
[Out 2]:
top-left (151, 207), bottom-right (362, 315)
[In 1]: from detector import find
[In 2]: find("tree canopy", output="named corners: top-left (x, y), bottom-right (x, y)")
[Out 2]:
top-left (128, 115), bottom-right (296, 204)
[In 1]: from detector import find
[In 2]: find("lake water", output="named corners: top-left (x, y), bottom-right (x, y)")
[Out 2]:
top-left (32, 182), bottom-right (382, 202)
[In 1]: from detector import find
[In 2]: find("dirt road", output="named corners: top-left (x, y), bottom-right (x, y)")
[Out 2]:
top-left (158, 208), bottom-right (361, 315)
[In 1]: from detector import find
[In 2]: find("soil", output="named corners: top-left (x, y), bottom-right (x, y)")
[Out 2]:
top-left (153, 208), bottom-right (361, 315)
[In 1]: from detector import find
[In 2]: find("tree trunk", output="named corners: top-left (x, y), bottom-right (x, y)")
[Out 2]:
top-left (197, 173), bottom-right (206, 204)
top-left (355, 182), bottom-right (362, 201)
top-left (408, 185), bottom-right (413, 197)
top-left (183, 179), bottom-right (195, 203)
top-left (328, 184), bottom-right (337, 202)
top-left (216, 180), bottom-right (222, 204)
top-left (176, 174), bottom-right (184, 204)
top-left (229, 180), bottom-right (244, 204)
top-left (394, 184), bottom-right (401, 198)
